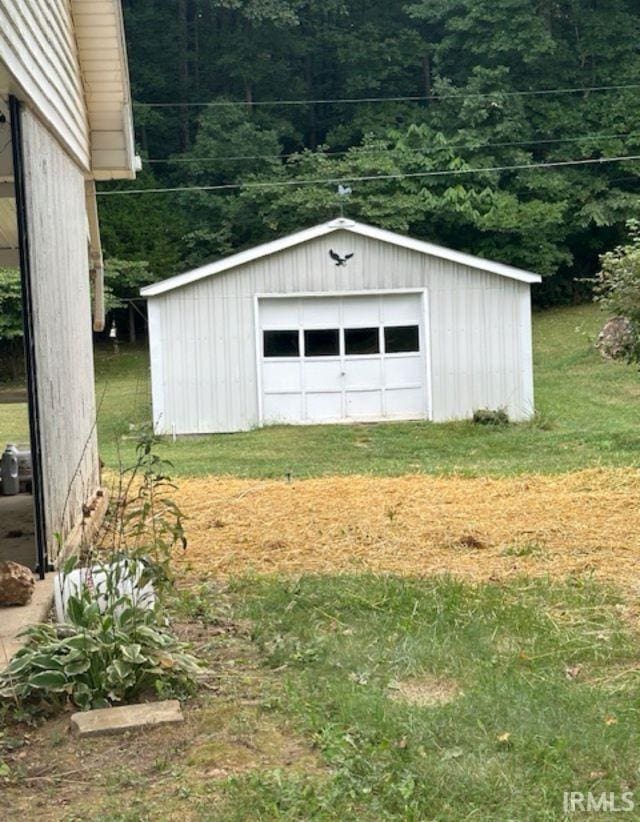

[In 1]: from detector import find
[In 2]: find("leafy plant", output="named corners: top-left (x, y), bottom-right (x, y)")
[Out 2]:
top-left (593, 219), bottom-right (640, 362)
top-left (0, 558), bottom-right (200, 713)
top-left (473, 408), bottom-right (510, 426)
top-left (0, 268), bottom-right (26, 383)
top-left (100, 429), bottom-right (187, 589)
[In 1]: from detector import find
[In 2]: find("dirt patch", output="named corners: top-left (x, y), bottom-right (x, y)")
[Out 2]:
top-left (172, 469), bottom-right (640, 592)
top-left (186, 702), bottom-right (320, 778)
top-left (388, 676), bottom-right (462, 708)
top-left (2, 591), bottom-right (322, 821)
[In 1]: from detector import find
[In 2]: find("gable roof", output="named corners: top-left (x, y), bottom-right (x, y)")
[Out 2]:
top-left (141, 218), bottom-right (542, 297)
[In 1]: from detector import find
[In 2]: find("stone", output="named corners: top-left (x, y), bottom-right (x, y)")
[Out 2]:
top-left (70, 700), bottom-right (184, 738)
top-left (0, 561), bottom-right (35, 606)
top-left (596, 316), bottom-right (636, 361)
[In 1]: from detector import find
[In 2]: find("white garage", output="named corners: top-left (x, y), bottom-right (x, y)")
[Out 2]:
top-left (141, 219), bottom-right (541, 435)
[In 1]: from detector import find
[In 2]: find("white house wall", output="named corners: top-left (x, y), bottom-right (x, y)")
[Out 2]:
top-left (0, 0), bottom-right (90, 171)
top-left (21, 108), bottom-right (99, 561)
top-left (149, 231), bottom-right (534, 435)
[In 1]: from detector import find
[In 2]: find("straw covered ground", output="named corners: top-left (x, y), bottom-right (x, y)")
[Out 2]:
top-left (173, 468), bottom-right (640, 591)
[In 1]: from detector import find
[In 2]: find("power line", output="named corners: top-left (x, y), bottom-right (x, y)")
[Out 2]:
top-left (133, 82), bottom-right (640, 109)
top-left (96, 153), bottom-right (640, 197)
top-left (143, 131), bottom-right (640, 166)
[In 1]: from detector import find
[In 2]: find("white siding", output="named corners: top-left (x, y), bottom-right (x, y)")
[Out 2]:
top-left (149, 231), bottom-right (535, 434)
top-left (0, 0), bottom-right (90, 169)
top-left (0, 0), bottom-right (136, 179)
top-left (21, 109), bottom-right (99, 560)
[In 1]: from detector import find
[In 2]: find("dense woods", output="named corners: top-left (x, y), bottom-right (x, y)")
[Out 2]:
top-left (102, 0), bottom-right (640, 307)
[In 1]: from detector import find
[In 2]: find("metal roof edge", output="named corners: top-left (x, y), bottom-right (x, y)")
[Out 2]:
top-left (141, 218), bottom-right (541, 297)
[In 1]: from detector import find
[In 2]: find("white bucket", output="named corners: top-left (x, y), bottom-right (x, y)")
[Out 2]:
top-left (54, 559), bottom-right (156, 623)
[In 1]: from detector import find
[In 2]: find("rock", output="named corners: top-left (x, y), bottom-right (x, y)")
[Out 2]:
top-left (70, 700), bottom-right (184, 737)
top-left (0, 561), bottom-right (35, 606)
top-left (596, 316), bottom-right (636, 361)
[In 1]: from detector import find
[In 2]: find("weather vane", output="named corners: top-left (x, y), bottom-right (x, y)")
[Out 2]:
top-left (337, 183), bottom-right (352, 217)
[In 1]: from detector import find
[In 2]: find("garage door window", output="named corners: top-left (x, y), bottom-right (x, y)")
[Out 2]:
top-left (385, 325), bottom-right (420, 353)
top-left (345, 327), bottom-right (380, 355)
top-left (305, 329), bottom-right (340, 357)
top-left (264, 330), bottom-right (299, 358)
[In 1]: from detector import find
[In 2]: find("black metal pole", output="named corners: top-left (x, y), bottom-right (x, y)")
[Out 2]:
top-left (9, 96), bottom-right (48, 579)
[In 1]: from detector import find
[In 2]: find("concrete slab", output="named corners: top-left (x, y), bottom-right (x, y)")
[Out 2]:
top-left (70, 700), bottom-right (184, 737)
top-left (0, 488), bottom-right (108, 671)
top-left (0, 575), bottom-right (54, 665)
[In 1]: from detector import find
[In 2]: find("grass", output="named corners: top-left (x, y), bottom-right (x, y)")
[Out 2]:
top-left (98, 303), bottom-right (640, 477)
top-left (2, 303), bottom-right (639, 476)
top-left (5, 575), bottom-right (638, 819)
top-left (220, 574), bottom-right (640, 820)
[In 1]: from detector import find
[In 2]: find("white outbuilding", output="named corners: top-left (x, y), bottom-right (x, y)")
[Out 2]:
top-left (141, 219), bottom-right (541, 435)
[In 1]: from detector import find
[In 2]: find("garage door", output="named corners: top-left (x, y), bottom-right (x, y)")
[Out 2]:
top-left (259, 293), bottom-right (428, 425)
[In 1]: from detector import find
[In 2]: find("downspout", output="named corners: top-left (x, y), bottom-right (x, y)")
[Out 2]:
top-left (85, 180), bottom-right (105, 332)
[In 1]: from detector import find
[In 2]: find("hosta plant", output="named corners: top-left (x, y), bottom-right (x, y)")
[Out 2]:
top-left (0, 568), bottom-right (200, 713)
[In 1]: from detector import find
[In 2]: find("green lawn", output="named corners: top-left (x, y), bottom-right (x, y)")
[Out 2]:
top-left (213, 574), bottom-right (640, 820)
top-left (97, 303), bottom-right (640, 477)
top-left (6, 574), bottom-right (638, 819)
top-left (3, 303), bottom-right (639, 476)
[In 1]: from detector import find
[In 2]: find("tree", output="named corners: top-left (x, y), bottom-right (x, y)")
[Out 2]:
top-left (0, 268), bottom-right (24, 383)
top-left (104, 260), bottom-right (156, 343)
top-left (593, 219), bottom-right (640, 361)
top-left (0, 269), bottom-right (22, 344)
top-left (108, 0), bottom-right (640, 306)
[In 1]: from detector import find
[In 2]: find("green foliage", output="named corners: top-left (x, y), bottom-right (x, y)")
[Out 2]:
top-left (0, 269), bottom-right (22, 343)
top-left (104, 258), bottom-right (155, 315)
top-left (220, 574), bottom-right (640, 819)
top-left (472, 408), bottom-right (510, 426)
top-left (102, 429), bottom-right (187, 589)
top-left (0, 559), bottom-right (200, 714)
top-left (99, 0), bottom-right (640, 305)
top-left (593, 219), bottom-right (640, 360)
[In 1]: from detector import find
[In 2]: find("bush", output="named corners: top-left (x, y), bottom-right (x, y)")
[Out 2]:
top-left (0, 558), bottom-right (200, 713)
top-left (473, 408), bottom-right (510, 426)
top-left (593, 219), bottom-right (640, 362)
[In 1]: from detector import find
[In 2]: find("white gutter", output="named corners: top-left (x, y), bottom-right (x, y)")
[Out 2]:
top-left (85, 181), bottom-right (105, 332)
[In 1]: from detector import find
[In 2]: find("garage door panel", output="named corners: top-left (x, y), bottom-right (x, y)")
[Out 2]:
top-left (263, 361), bottom-right (301, 392)
top-left (300, 297), bottom-right (341, 327)
top-left (383, 356), bottom-right (423, 387)
top-left (303, 361), bottom-right (343, 391)
top-left (385, 387), bottom-right (425, 417)
top-left (263, 393), bottom-right (304, 424)
top-left (342, 295), bottom-right (381, 326)
top-left (344, 359), bottom-right (382, 389)
top-left (259, 293), bottom-right (428, 425)
top-left (305, 392), bottom-right (342, 421)
top-left (382, 294), bottom-right (422, 325)
top-left (261, 298), bottom-right (300, 326)
top-left (346, 390), bottom-right (383, 419)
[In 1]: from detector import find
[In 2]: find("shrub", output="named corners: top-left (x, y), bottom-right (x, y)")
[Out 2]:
top-left (472, 408), bottom-right (510, 426)
top-left (0, 559), bottom-right (200, 713)
top-left (593, 219), bottom-right (640, 363)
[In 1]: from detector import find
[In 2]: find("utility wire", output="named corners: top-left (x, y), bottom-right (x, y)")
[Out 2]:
top-left (134, 82), bottom-right (640, 109)
top-left (143, 131), bottom-right (640, 166)
top-left (96, 154), bottom-right (640, 197)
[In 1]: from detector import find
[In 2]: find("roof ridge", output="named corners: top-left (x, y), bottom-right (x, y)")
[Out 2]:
top-left (141, 219), bottom-right (541, 297)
